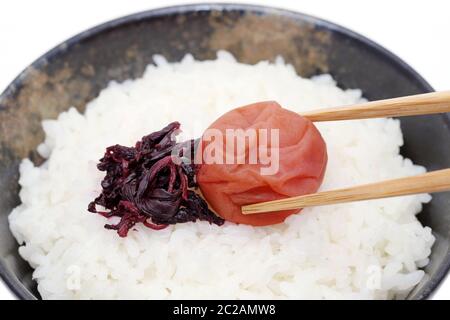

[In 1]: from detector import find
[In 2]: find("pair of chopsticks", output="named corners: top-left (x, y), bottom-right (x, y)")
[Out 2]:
top-left (242, 91), bottom-right (450, 215)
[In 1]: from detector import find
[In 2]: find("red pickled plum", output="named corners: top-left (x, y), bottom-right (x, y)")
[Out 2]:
top-left (197, 101), bottom-right (328, 226)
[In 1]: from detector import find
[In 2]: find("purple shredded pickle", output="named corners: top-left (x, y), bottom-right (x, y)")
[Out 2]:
top-left (88, 122), bottom-right (224, 237)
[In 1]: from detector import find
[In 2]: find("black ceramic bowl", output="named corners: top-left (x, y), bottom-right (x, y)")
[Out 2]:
top-left (0, 3), bottom-right (449, 300)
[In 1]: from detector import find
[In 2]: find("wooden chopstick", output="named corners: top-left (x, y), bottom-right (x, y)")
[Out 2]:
top-left (301, 91), bottom-right (450, 122)
top-left (241, 91), bottom-right (450, 214)
top-left (241, 168), bottom-right (450, 214)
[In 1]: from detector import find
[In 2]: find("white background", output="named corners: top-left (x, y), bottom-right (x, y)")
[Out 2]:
top-left (0, 0), bottom-right (449, 300)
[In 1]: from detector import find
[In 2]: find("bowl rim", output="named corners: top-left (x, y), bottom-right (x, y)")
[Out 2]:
top-left (1, 2), bottom-right (447, 300)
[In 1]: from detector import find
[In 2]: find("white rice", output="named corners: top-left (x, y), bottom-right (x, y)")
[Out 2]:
top-left (9, 51), bottom-right (434, 299)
